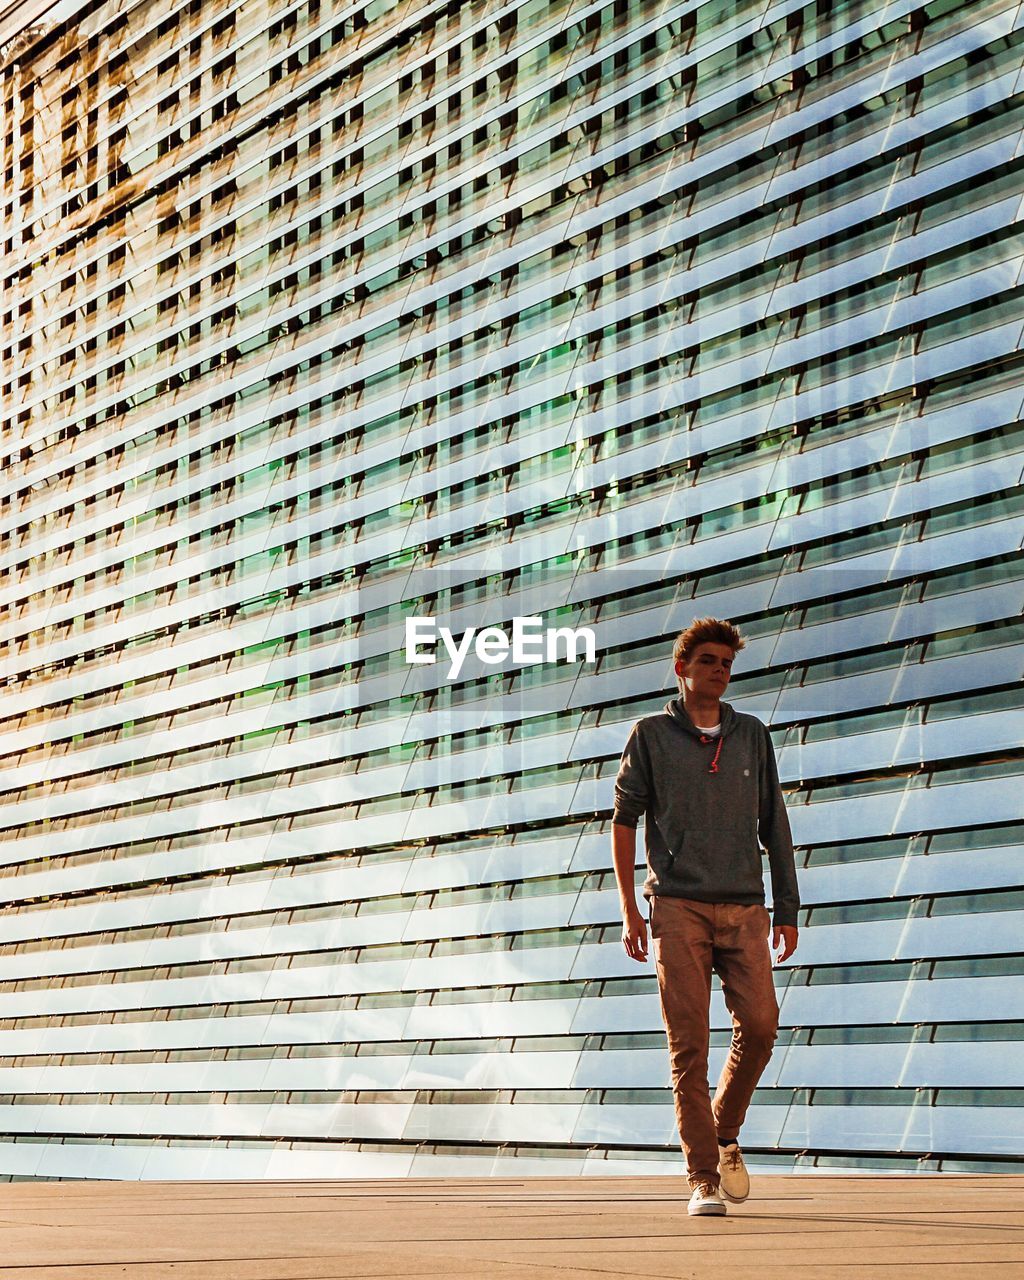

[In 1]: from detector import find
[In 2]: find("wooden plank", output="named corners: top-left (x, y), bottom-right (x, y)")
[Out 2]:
top-left (0, 1176), bottom-right (1019, 1279)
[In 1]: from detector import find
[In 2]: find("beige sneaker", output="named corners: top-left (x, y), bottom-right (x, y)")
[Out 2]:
top-left (718, 1141), bottom-right (750, 1203)
top-left (687, 1181), bottom-right (726, 1216)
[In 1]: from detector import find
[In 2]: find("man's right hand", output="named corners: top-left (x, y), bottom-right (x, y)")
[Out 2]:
top-left (621, 910), bottom-right (648, 962)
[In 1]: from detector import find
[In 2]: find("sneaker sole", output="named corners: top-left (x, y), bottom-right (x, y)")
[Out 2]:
top-left (687, 1203), bottom-right (727, 1216)
top-left (720, 1187), bottom-right (748, 1204)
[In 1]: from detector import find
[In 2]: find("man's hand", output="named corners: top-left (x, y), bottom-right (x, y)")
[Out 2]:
top-left (772, 925), bottom-right (798, 963)
top-left (622, 910), bottom-right (648, 962)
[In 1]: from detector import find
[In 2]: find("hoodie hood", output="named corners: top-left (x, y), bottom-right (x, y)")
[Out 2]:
top-left (664, 697), bottom-right (737, 738)
top-left (664, 697), bottom-right (736, 773)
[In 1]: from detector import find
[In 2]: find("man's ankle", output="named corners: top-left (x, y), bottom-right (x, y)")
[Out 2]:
top-left (717, 1135), bottom-right (738, 1147)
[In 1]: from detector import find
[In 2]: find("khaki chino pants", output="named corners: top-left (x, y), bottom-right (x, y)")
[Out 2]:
top-left (649, 895), bottom-right (779, 1190)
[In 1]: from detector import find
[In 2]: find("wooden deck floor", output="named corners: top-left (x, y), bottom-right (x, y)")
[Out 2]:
top-left (0, 1175), bottom-right (1021, 1278)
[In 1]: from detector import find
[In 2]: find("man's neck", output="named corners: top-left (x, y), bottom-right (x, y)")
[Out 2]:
top-left (682, 691), bottom-right (720, 727)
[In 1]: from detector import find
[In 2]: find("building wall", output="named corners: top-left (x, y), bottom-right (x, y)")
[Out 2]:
top-left (0, 0), bottom-right (1022, 1181)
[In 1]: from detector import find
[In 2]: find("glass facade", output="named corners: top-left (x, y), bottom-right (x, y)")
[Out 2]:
top-left (0, 0), bottom-right (1022, 1181)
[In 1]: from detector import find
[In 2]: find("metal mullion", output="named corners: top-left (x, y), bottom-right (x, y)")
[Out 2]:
top-left (21, 0), bottom-right (288, 146)
top-left (10, 0), bottom-right (962, 460)
top-left (0, 489), bottom-right (366, 658)
top-left (10, 0), bottom-right (529, 281)
top-left (770, 233), bottom-right (1024, 376)
top-left (20, 0), bottom-right (813, 364)
top-left (44, 454), bottom-right (418, 631)
top-left (4, 758), bottom-right (556, 867)
top-left (3, 399), bottom-right (340, 570)
top-left (13, 753), bottom-right (401, 848)
top-left (16, 677), bottom-right (589, 801)
top-left (14, 38), bottom-right (784, 423)
top-left (3, 398), bottom-right (338, 571)
top-left (8, 267), bottom-right (1013, 640)
top-left (14, 573), bottom-right (1013, 829)
top-left (10, 0), bottom-right (824, 262)
top-left (10, 542), bottom-right (1024, 829)
top-left (8, 497), bottom-right (320, 646)
top-left (10, 0), bottom-right (373, 239)
top-left (1, 597), bottom-right (328, 737)
top-left (1, 885), bottom-right (347, 948)
top-left (15, 0), bottom-right (665, 370)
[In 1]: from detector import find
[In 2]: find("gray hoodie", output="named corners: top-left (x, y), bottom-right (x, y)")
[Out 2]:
top-left (612, 697), bottom-right (799, 928)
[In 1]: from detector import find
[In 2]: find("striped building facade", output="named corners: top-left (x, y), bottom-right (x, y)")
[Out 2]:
top-left (0, 0), bottom-right (1022, 1180)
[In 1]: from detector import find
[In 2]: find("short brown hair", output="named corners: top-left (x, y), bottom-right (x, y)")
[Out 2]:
top-left (672, 617), bottom-right (746, 665)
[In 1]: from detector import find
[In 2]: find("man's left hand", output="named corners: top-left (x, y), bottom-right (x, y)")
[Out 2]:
top-left (772, 925), bottom-right (798, 963)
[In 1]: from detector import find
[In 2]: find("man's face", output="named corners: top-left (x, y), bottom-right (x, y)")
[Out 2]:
top-left (674, 642), bottom-right (735, 697)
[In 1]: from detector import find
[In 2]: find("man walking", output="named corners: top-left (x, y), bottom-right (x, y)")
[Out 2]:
top-left (610, 617), bottom-right (799, 1216)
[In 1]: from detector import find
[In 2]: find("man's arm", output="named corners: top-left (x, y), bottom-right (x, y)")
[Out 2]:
top-left (759, 723), bottom-right (800, 961)
top-left (612, 822), bottom-right (647, 962)
top-left (612, 721), bottom-right (651, 963)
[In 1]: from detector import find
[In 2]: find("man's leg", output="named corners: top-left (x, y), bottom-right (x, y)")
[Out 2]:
top-left (710, 903), bottom-right (779, 1142)
top-left (650, 895), bottom-right (720, 1189)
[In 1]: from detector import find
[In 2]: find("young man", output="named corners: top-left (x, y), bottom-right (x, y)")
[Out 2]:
top-left (611, 617), bottom-right (799, 1217)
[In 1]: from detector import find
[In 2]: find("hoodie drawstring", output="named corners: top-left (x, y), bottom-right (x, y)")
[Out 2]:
top-left (699, 733), bottom-right (723, 773)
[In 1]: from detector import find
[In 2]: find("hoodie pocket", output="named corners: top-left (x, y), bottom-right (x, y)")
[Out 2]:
top-left (677, 828), bottom-right (716, 879)
top-left (672, 826), bottom-right (760, 898)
